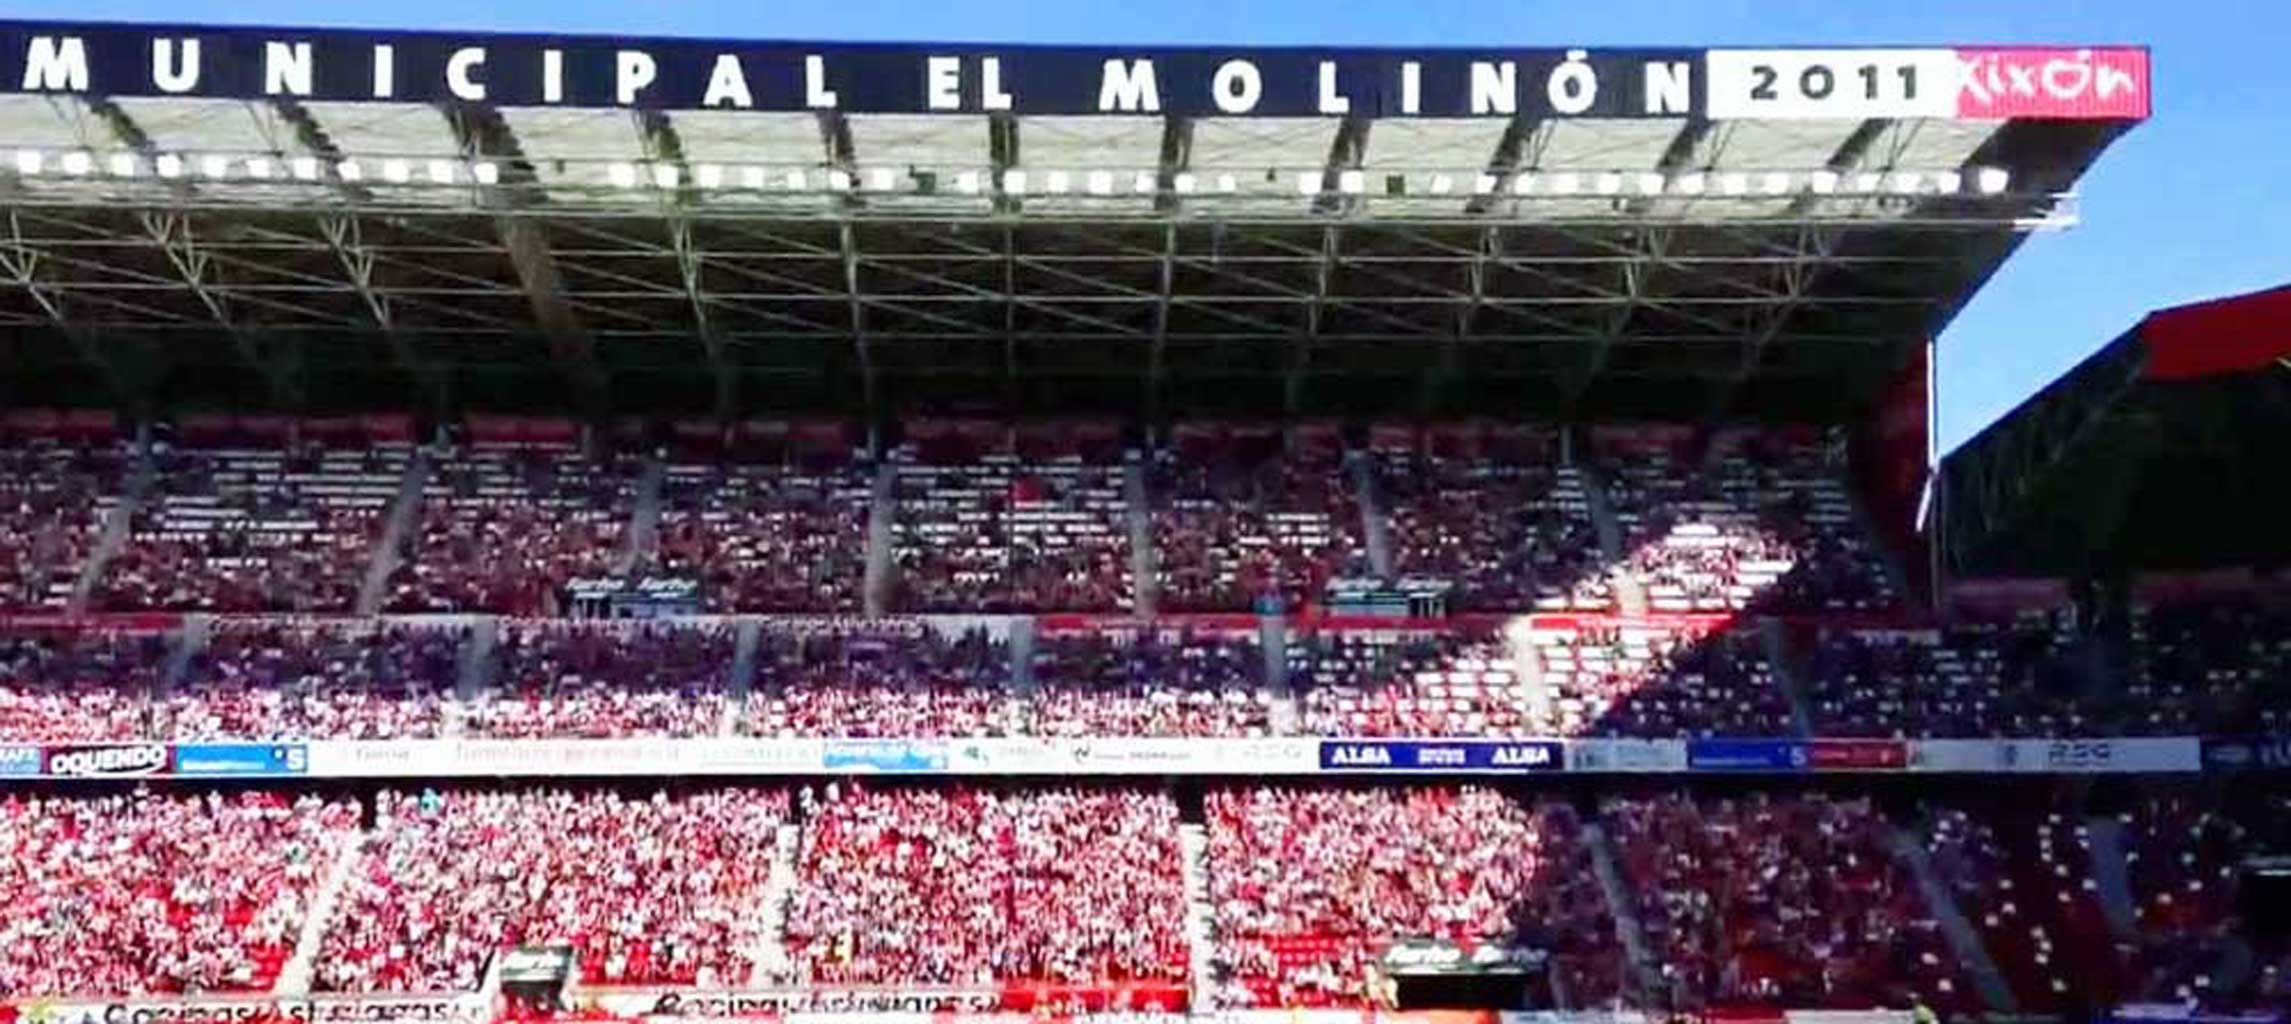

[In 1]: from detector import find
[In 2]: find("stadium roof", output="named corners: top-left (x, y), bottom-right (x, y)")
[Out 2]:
top-left (1940, 284), bottom-right (2291, 580)
top-left (0, 25), bottom-right (2149, 421)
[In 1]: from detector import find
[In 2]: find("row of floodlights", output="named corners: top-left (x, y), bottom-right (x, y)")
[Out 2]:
top-left (10, 149), bottom-right (2013, 199)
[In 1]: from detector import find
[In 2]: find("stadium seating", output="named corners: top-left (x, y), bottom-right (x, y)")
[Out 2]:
top-left (1919, 801), bottom-right (2112, 1012)
top-left (0, 790), bottom-right (359, 997)
top-left (1606, 792), bottom-right (1970, 1011)
top-left (0, 437), bottom-right (128, 611)
top-left (469, 622), bottom-right (733, 739)
top-left (742, 624), bottom-right (1013, 737)
top-left (316, 788), bottom-right (789, 993)
top-left (1205, 787), bottom-right (1622, 1008)
top-left (1374, 438), bottom-right (1613, 613)
top-left (1292, 625), bottom-right (1542, 737)
top-left (2127, 601), bottom-right (2291, 735)
top-left (1528, 620), bottom-right (1792, 738)
top-left (784, 785), bottom-right (1188, 990)
top-left (891, 452), bottom-right (1134, 613)
top-left (1148, 434), bottom-right (1369, 613)
top-left (386, 445), bottom-right (642, 615)
top-left (1601, 429), bottom-right (1896, 614)
top-left (2118, 794), bottom-right (2253, 1008)
top-left (163, 621), bottom-right (463, 741)
top-left (95, 440), bottom-right (408, 613)
top-left (1802, 614), bottom-right (2093, 739)
top-left (1028, 626), bottom-right (1271, 737)
top-left (0, 628), bottom-right (168, 741)
top-left (653, 455), bottom-right (873, 614)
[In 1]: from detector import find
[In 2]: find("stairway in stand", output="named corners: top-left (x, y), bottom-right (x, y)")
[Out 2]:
top-left (1179, 822), bottom-right (1220, 1011)
top-left (274, 828), bottom-right (368, 996)
top-left (746, 823), bottom-right (805, 987)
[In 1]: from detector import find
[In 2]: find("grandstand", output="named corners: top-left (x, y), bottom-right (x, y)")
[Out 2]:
top-left (10, 21), bottom-right (2291, 1024)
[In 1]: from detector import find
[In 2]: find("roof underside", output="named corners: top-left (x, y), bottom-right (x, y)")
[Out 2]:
top-left (0, 95), bottom-right (2128, 421)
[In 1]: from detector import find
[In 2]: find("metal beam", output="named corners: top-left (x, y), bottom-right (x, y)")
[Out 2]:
top-left (640, 110), bottom-right (736, 419)
top-left (1285, 223), bottom-right (1340, 415)
top-left (1152, 116), bottom-right (1193, 217)
top-left (138, 209), bottom-right (299, 405)
top-left (0, 208), bottom-right (138, 402)
top-left (1711, 119), bottom-right (1914, 418)
top-left (1464, 115), bottom-right (1545, 216)
top-left (441, 101), bottom-right (605, 410)
top-left (1144, 221), bottom-right (1178, 422)
top-left (838, 221), bottom-right (878, 419)
top-left (1310, 117), bottom-right (1370, 217)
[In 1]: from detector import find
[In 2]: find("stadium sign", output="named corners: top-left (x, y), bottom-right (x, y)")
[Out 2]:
top-left (0, 25), bottom-right (2147, 120)
top-left (1318, 740), bottom-right (1562, 772)
top-left (42, 743), bottom-right (171, 778)
top-left (599, 988), bottom-right (1001, 1017)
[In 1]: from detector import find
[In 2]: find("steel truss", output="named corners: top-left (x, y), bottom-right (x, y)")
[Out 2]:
top-left (0, 100), bottom-right (2114, 419)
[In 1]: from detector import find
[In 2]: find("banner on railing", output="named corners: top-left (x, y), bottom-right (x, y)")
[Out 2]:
top-left (822, 739), bottom-right (950, 773)
top-left (306, 995), bottom-right (490, 1023)
top-left (15, 997), bottom-right (299, 1024)
top-left (43, 742), bottom-right (174, 778)
top-left (0, 735), bottom-right (2232, 780)
top-left (1318, 740), bottom-right (1562, 772)
top-left (1686, 739), bottom-right (1809, 772)
top-left (173, 743), bottom-right (308, 777)
top-left (1565, 739), bottom-right (1688, 773)
top-left (1913, 737), bottom-right (2202, 773)
top-left (592, 987), bottom-right (1002, 1017)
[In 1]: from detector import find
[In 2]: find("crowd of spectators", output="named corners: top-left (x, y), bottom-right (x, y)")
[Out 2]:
top-left (0, 628), bottom-right (168, 741)
top-left (2127, 600), bottom-right (2291, 736)
top-left (1149, 446), bottom-right (1368, 613)
top-left (2117, 794), bottom-right (2254, 1009)
top-left (1918, 801), bottom-right (2115, 1011)
top-left (892, 455), bottom-right (1134, 613)
top-left (0, 438), bottom-right (128, 610)
top-left (1292, 627), bottom-right (1541, 737)
top-left (94, 442), bottom-right (408, 613)
top-left (470, 623), bottom-right (732, 739)
top-left (652, 457), bottom-right (873, 614)
top-left (743, 625), bottom-right (1013, 738)
top-left (317, 788), bottom-right (790, 993)
top-left (162, 622), bottom-right (463, 741)
top-left (1606, 792), bottom-right (1970, 1012)
top-left (1529, 620), bottom-right (1792, 738)
top-left (1028, 628), bottom-right (1271, 737)
top-left (784, 785), bottom-right (1187, 989)
top-left (1601, 431), bottom-right (1896, 615)
top-left (1377, 451), bottom-right (1612, 612)
top-left (1802, 616), bottom-right (2097, 739)
top-left (386, 447), bottom-right (641, 615)
top-left (1205, 787), bottom-right (1622, 1009)
top-left (0, 790), bottom-right (359, 997)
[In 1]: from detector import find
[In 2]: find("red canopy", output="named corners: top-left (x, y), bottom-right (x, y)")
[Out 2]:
top-left (2140, 283), bottom-right (2291, 381)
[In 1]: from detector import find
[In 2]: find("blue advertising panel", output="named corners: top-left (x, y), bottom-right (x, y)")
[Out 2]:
top-left (1686, 738), bottom-right (1809, 771)
top-left (1318, 740), bottom-right (1562, 772)
top-left (173, 743), bottom-right (309, 777)
top-left (0, 744), bottom-right (41, 776)
top-left (822, 740), bottom-right (950, 773)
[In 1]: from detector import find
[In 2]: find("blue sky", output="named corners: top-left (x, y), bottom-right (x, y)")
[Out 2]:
top-left (10, 0), bottom-right (2286, 451)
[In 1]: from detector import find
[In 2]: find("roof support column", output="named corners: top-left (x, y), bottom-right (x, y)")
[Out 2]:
top-left (1144, 221), bottom-right (1178, 424)
top-left (641, 110), bottom-right (737, 420)
top-left (1286, 223), bottom-right (1340, 417)
top-left (840, 221), bottom-right (878, 422)
top-left (442, 102), bottom-right (605, 413)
